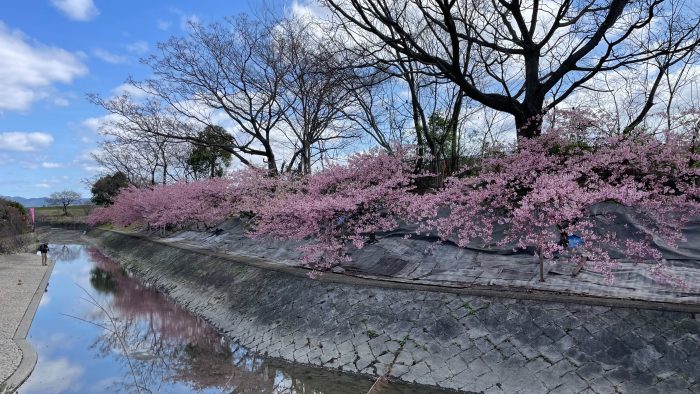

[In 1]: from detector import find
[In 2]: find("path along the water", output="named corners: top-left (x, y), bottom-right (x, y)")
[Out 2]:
top-left (0, 253), bottom-right (53, 389)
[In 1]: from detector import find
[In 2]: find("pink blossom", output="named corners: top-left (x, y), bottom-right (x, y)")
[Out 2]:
top-left (90, 111), bottom-right (699, 285)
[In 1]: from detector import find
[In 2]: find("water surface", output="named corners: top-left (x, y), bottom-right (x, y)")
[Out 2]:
top-left (19, 245), bottom-right (448, 394)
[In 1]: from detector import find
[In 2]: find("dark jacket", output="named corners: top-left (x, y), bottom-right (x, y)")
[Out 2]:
top-left (38, 244), bottom-right (49, 254)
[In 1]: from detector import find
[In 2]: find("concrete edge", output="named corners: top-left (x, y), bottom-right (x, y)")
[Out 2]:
top-left (88, 228), bottom-right (700, 314)
top-left (4, 256), bottom-right (56, 392)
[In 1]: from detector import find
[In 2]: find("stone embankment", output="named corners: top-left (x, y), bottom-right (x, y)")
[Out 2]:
top-left (89, 228), bottom-right (700, 393)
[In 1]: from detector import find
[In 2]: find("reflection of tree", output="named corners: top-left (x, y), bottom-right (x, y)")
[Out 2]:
top-left (84, 248), bottom-right (283, 392)
top-left (51, 244), bottom-right (82, 263)
top-left (89, 267), bottom-right (117, 294)
top-left (82, 248), bottom-right (442, 394)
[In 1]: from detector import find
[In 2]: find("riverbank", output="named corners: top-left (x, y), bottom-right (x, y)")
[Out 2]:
top-left (0, 253), bottom-right (54, 391)
top-left (164, 217), bottom-right (700, 306)
top-left (88, 228), bottom-right (700, 393)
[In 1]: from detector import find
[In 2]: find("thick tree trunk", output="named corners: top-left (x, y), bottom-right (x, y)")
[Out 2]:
top-left (304, 143), bottom-right (311, 175)
top-left (515, 111), bottom-right (544, 141)
top-left (448, 90), bottom-right (464, 174)
top-left (409, 86), bottom-right (431, 173)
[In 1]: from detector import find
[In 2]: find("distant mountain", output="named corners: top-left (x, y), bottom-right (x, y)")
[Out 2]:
top-left (1, 196), bottom-right (91, 208)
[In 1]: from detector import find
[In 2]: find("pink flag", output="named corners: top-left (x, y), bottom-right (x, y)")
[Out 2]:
top-left (29, 207), bottom-right (35, 225)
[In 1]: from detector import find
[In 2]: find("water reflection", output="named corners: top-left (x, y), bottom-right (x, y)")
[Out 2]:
top-left (22, 246), bottom-right (444, 394)
top-left (50, 244), bottom-right (82, 263)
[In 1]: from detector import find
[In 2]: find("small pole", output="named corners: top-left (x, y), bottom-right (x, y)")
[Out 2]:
top-left (538, 247), bottom-right (545, 282)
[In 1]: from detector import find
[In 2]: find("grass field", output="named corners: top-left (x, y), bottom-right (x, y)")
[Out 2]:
top-left (35, 205), bottom-right (93, 226)
top-left (35, 205), bottom-right (93, 217)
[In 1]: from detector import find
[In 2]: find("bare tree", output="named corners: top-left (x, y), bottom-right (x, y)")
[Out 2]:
top-left (135, 15), bottom-right (291, 174)
top-left (88, 95), bottom-right (192, 185)
top-left (277, 17), bottom-right (362, 174)
top-left (323, 0), bottom-right (700, 140)
top-left (335, 41), bottom-right (471, 173)
top-left (341, 70), bottom-right (412, 152)
top-left (663, 50), bottom-right (700, 131)
top-left (48, 191), bottom-right (82, 216)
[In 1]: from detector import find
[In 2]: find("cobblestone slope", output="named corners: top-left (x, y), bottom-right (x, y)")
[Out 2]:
top-left (91, 229), bottom-right (700, 393)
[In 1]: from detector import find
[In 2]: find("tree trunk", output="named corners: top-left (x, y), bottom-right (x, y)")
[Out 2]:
top-left (161, 150), bottom-right (168, 185)
top-left (448, 90), bottom-right (464, 174)
top-left (515, 111), bottom-right (544, 141)
top-left (264, 148), bottom-right (278, 175)
top-left (304, 143), bottom-right (312, 175)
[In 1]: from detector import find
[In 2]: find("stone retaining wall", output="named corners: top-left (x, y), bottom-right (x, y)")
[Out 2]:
top-left (89, 229), bottom-right (700, 393)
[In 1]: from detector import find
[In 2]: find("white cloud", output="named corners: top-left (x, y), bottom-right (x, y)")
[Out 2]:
top-left (51, 0), bottom-right (99, 21)
top-left (125, 40), bottom-right (148, 54)
top-left (81, 114), bottom-right (121, 134)
top-left (35, 183), bottom-right (51, 188)
top-left (20, 356), bottom-right (84, 393)
top-left (81, 117), bottom-right (103, 133)
top-left (168, 8), bottom-right (200, 32)
top-left (0, 23), bottom-right (87, 111)
top-left (0, 132), bottom-right (54, 152)
top-left (52, 97), bottom-right (70, 107)
top-left (41, 162), bottom-right (63, 168)
top-left (290, 1), bottom-right (326, 19)
top-left (157, 19), bottom-right (172, 31)
top-left (92, 48), bottom-right (128, 64)
top-left (39, 293), bottom-right (51, 307)
top-left (111, 83), bottom-right (149, 100)
top-left (82, 164), bottom-right (104, 173)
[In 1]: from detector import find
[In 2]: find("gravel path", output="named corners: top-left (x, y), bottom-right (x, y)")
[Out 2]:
top-left (0, 253), bottom-right (50, 385)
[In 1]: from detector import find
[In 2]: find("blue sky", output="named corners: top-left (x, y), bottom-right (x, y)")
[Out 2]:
top-left (0, 0), bottom-right (281, 198)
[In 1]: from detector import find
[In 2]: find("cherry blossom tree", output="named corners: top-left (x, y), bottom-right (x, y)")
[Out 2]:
top-left (411, 115), bottom-right (700, 282)
top-left (249, 148), bottom-right (418, 271)
top-left (88, 178), bottom-right (236, 229)
top-left (87, 166), bottom-right (293, 230)
top-left (90, 114), bottom-right (698, 285)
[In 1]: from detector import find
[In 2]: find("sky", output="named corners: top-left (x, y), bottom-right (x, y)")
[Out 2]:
top-left (0, 0), bottom-right (281, 198)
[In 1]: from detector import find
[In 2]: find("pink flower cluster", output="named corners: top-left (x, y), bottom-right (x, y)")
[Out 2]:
top-left (412, 129), bottom-right (700, 281)
top-left (88, 177), bottom-right (239, 229)
top-left (90, 123), bottom-right (699, 283)
top-left (249, 148), bottom-right (417, 270)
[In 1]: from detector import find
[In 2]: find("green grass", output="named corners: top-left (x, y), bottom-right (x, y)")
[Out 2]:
top-left (35, 204), bottom-right (93, 225)
top-left (35, 204), bottom-right (92, 216)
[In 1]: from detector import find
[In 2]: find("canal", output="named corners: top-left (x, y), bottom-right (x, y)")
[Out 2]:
top-left (18, 244), bottom-right (451, 394)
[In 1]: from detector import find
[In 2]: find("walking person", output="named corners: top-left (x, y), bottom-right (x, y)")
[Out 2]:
top-left (38, 243), bottom-right (49, 266)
